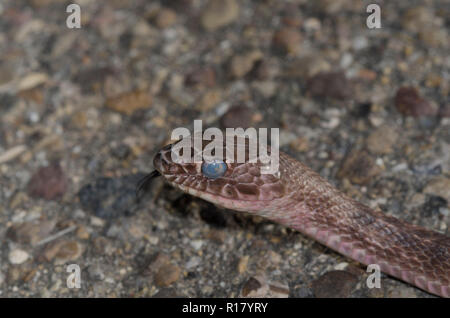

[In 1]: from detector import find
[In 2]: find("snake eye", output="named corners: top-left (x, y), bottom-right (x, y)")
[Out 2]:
top-left (201, 161), bottom-right (227, 179)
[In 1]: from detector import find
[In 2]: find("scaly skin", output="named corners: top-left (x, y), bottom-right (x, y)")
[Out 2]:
top-left (145, 139), bottom-right (450, 297)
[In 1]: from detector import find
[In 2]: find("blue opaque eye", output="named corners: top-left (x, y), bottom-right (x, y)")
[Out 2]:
top-left (201, 161), bottom-right (227, 179)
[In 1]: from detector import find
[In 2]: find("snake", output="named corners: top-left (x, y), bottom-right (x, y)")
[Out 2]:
top-left (138, 136), bottom-right (450, 297)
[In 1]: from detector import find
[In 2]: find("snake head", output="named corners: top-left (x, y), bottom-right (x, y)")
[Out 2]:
top-left (152, 136), bottom-right (286, 212)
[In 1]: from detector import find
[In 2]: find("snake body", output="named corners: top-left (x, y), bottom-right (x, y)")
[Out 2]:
top-left (145, 138), bottom-right (450, 297)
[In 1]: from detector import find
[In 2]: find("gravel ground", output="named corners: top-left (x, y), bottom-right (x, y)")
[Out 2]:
top-left (0, 0), bottom-right (449, 298)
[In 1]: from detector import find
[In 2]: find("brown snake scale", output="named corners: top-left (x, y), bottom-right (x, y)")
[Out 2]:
top-left (145, 138), bottom-right (450, 297)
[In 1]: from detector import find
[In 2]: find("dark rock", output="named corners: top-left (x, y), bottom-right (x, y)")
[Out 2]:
top-left (421, 195), bottom-right (447, 217)
top-left (241, 276), bottom-right (289, 297)
top-left (199, 203), bottom-right (227, 228)
top-left (163, 0), bottom-right (195, 11)
top-left (352, 102), bottom-right (372, 118)
top-left (78, 174), bottom-right (145, 219)
top-left (307, 71), bottom-right (352, 100)
top-left (294, 286), bottom-right (314, 298)
top-left (337, 149), bottom-right (381, 185)
top-left (28, 163), bottom-right (68, 200)
top-left (185, 67), bottom-right (216, 88)
top-left (219, 104), bottom-right (253, 129)
top-left (171, 194), bottom-right (194, 217)
top-left (417, 116), bottom-right (440, 129)
top-left (111, 144), bottom-right (131, 159)
top-left (72, 66), bottom-right (114, 93)
top-left (241, 277), bottom-right (262, 297)
top-left (119, 32), bottom-right (133, 50)
top-left (312, 270), bottom-right (359, 298)
top-left (0, 94), bottom-right (16, 113)
top-left (439, 104), bottom-right (450, 117)
top-left (272, 27), bottom-right (302, 55)
top-left (394, 86), bottom-right (437, 117)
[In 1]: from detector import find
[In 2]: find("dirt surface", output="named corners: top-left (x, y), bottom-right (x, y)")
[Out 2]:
top-left (0, 0), bottom-right (449, 298)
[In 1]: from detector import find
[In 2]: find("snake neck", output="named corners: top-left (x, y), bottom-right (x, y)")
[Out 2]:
top-left (255, 156), bottom-right (450, 297)
top-left (266, 176), bottom-right (450, 297)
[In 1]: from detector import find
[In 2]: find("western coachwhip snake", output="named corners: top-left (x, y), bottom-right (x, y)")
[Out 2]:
top-left (139, 137), bottom-right (450, 297)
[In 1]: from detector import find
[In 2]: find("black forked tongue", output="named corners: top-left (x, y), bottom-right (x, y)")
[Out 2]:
top-left (136, 170), bottom-right (161, 200)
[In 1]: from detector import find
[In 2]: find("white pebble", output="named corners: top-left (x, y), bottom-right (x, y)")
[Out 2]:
top-left (90, 216), bottom-right (105, 227)
top-left (190, 240), bottom-right (204, 250)
top-left (334, 262), bottom-right (349, 270)
top-left (9, 249), bottom-right (29, 264)
top-left (186, 256), bottom-right (201, 269)
top-left (352, 36), bottom-right (369, 50)
top-left (340, 53), bottom-right (353, 68)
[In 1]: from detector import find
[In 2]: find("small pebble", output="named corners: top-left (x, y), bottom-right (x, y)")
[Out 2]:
top-left (439, 104), bottom-right (450, 118)
top-left (423, 177), bottom-right (450, 204)
top-left (9, 249), bottom-right (29, 265)
top-left (88, 264), bottom-right (105, 281)
top-left (185, 257), bottom-right (201, 270)
top-left (76, 225), bottom-right (90, 240)
top-left (338, 149), bottom-right (381, 185)
top-left (219, 104), bottom-right (253, 129)
top-left (307, 71), bottom-right (352, 100)
top-left (312, 270), bottom-right (359, 298)
top-left (28, 163), bottom-right (68, 200)
top-left (366, 125), bottom-right (399, 155)
top-left (185, 67), bottom-right (216, 88)
top-left (401, 6), bottom-right (434, 32)
top-left (42, 240), bottom-right (83, 264)
top-left (421, 195), bottom-right (447, 217)
top-left (196, 89), bottom-right (221, 111)
top-left (201, 0), bottom-right (239, 31)
top-left (272, 27), bottom-right (302, 55)
top-left (241, 276), bottom-right (289, 298)
top-left (251, 59), bottom-right (280, 80)
top-left (154, 8), bottom-right (177, 29)
top-left (229, 51), bottom-right (262, 78)
top-left (17, 72), bottom-right (48, 91)
top-left (394, 86), bottom-right (437, 117)
top-left (190, 240), bottom-right (204, 250)
top-left (237, 255), bottom-right (249, 274)
top-left (154, 264), bottom-right (181, 287)
top-left (106, 90), bottom-right (153, 115)
top-left (7, 220), bottom-right (56, 245)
